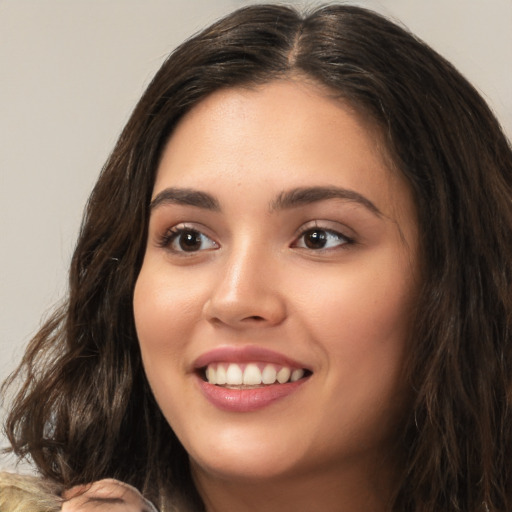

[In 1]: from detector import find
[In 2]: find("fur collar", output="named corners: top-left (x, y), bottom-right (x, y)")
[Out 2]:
top-left (0, 471), bottom-right (62, 512)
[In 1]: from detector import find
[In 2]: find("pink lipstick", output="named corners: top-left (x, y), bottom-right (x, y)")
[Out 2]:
top-left (194, 346), bottom-right (311, 412)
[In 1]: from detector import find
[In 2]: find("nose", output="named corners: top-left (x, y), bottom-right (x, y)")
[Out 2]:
top-left (202, 243), bottom-right (287, 328)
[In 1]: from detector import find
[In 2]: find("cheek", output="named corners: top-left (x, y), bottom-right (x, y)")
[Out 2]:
top-left (298, 259), bottom-right (413, 348)
top-left (132, 264), bottom-right (202, 429)
top-left (294, 257), bottom-right (414, 404)
top-left (133, 263), bottom-right (202, 378)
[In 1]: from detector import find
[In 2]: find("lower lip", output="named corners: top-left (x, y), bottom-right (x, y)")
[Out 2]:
top-left (197, 376), bottom-right (308, 412)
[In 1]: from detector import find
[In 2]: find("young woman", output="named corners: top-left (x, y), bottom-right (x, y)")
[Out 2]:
top-left (2, 4), bottom-right (512, 512)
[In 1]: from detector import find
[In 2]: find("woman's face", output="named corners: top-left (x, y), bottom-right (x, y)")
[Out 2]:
top-left (134, 80), bottom-right (418, 486)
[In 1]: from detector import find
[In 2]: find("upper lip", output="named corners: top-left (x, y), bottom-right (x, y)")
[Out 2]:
top-left (193, 346), bottom-right (311, 371)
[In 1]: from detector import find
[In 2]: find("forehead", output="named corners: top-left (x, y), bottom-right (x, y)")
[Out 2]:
top-left (153, 79), bottom-right (414, 227)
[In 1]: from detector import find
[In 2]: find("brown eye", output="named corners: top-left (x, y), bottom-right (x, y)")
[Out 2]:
top-left (294, 227), bottom-right (350, 250)
top-left (303, 229), bottom-right (328, 249)
top-left (165, 228), bottom-right (218, 253)
top-left (178, 230), bottom-right (203, 251)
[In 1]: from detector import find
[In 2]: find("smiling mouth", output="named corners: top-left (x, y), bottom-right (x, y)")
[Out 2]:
top-left (200, 362), bottom-right (312, 388)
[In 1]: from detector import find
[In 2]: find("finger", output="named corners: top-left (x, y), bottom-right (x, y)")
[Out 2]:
top-left (61, 479), bottom-right (157, 512)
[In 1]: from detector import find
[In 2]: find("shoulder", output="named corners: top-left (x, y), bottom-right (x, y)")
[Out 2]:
top-left (0, 471), bottom-right (62, 512)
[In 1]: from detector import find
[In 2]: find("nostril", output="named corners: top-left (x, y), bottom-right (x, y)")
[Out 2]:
top-left (203, 294), bottom-right (286, 327)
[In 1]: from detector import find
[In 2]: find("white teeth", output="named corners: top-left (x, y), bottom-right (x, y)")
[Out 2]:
top-left (206, 366), bottom-right (217, 385)
top-left (226, 363), bottom-right (243, 385)
top-left (276, 367), bottom-right (291, 384)
top-left (261, 364), bottom-right (277, 384)
top-left (291, 369), bottom-right (304, 382)
top-left (243, 363), bottom-right (262, 385)
top-left (204, 363), bottom-right (307, 386)
top-left (216, 364), bottom-right (227, 385)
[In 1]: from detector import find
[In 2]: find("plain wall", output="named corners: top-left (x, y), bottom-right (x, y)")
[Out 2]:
top-left (1, 0), bottom-right (511, 469)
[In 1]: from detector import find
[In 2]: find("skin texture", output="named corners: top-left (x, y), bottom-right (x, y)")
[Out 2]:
top-left (133, 79), bottom-right (418, 512)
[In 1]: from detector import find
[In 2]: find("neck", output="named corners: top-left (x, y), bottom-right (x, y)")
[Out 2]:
top-left (191, 457), bottom-right (398, 512)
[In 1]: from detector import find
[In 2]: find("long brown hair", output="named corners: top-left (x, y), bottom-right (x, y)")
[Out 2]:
top-left (3, 4), bottom-right (512, 511)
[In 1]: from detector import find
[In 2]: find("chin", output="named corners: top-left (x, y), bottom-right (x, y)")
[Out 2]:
top-left (184, 425), bottom-right (311, 482)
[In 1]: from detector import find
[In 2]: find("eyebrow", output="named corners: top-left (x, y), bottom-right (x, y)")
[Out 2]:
top-left (150, 185), bottom-right (381, 217)
top-left (150, 187), bottom-right (220, 211)
top-left (270, 186), bottom-right (382, 216)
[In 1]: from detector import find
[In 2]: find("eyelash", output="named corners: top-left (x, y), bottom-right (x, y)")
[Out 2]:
top-left (157, 224), bottom-right (354, 254)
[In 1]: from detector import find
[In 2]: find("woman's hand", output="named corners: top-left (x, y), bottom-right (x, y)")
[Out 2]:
top-left (61, 479), bottom-right (157, 511)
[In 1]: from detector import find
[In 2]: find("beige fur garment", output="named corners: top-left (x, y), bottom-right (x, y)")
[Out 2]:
top-left (0, 471), bottom-right (62, 512)
top-left (0, 472), bottom-right (161, 511)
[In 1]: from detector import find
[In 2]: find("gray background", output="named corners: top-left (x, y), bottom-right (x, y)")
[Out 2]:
top-left (1, 0), bottom-right (511, 469)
